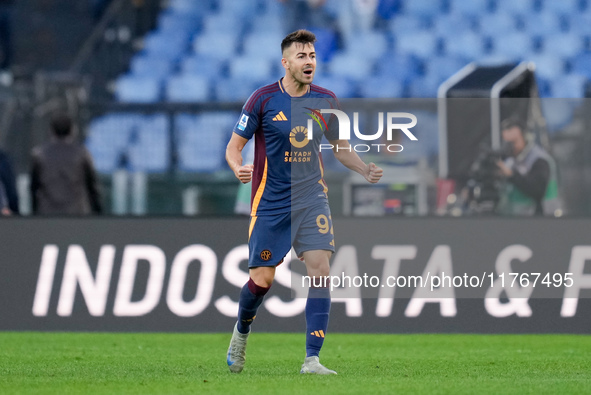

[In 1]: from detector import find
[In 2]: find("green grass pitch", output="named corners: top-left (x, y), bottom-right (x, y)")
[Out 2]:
top-left (0, 332), bottom-right (589, 394)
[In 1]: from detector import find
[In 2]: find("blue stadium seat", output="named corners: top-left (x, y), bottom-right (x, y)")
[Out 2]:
top-left (424, 56), bottom-right (469, 82)
top-left (521, 12), bottom-right (563, 35)
top-left (528, 55), bottom-right (565, 80)
top-left (432, 14), bottom-right (476, 38)
top-left (329, 52), bottom-right (373, 81)
top-left (541, 99), bottom-right (578, 132)
top-left (157, 11), bottom-right (201, 35)
top-left (346, 31), bottom-right (389, 61)
top-left (571, 52), bottom-right (591, 79)
top-left (214, 78), bottom-right (263, 102)
top-left (217, 0), bottom-right (260, 18)
top-left (374, 52), bottom-right (423, 82)
top-left (115, 75), bottom-right (162, 103)
top-left (193, 32), bottom-right (238, 60)
top-left (229, 56), bottom-right (275, 81)
top-left (489, 32), bottom-right (535, 59)
top-left (441, 32), bottom-right (486, 59)
top-left (201, 13), bottom-right (243, 35)
top-left (477, 13), bottom-right (518, 36)
top-left (250, 13), bottom-right (285, 35)
top-left (401, 0), bottom-right (443, 17)
top-left (180, 55), bottom-right (223, 77)
top-left (242, 33), bottom-right (282, 60)
top-left (539, 0), bottom-right (580, 13)
top-left (540, 34), bottom-right (584, 58)
top-left (168, 0), bottom-right (212, 15)
top-left (406, 74), bottom-right (442, 98)
top-left (448, 0), bottom-right (492, 16)
top-left (176, 112), bottom-right (236, 172)
top-left (142, 31), bottom-right (189, 61)
top-left (165, 74), bottom-right (210, 102)
top-left (395, 31), bottom-right (439, 58)
top-left (549, 74), bottom-right (588, 97)
top-left (127, 115), bottom-right (170, 173)
top-left (493, 0), bottom-right (536, 14)
top-left (86, 114), bottom-right (142, 173)
top-left (357, 75), bottom-right (404, 98)
top-left (389, 15), bottom-right (427, 37)
top-left (130, 55), bottom-right (174, 79)
top-left (567, 14), bottom-right (591, 34)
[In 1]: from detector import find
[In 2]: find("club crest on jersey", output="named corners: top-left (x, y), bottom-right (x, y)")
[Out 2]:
top-left (260, 250), bottom-right (272, 261)
top-left (237, 114), bottom-right (249, 131)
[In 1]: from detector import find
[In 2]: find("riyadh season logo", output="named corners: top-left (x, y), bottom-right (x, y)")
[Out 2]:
top-left (305, 109), bottom-right (418, 153)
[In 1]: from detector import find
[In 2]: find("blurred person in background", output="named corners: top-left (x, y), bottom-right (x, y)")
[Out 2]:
top-left (0, 147), bottom-right (18, 215)
top-left (496, 117), bottom-right (561, 216)
top-left (0, 0), bottom-right (14, 84)
top-left (30, 113), bottom-right (103, 216)
top-left (279, 0), bottom-right (333, 33)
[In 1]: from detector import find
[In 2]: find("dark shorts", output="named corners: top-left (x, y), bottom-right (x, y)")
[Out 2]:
top-left (248, 201), bottom-right (335, 267)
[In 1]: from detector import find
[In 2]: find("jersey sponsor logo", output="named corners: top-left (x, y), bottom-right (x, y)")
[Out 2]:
top-left (260, 250), bottom-right (272, 261)
top-left (272, 111), bottom-right (288, 121)
top-left (289, 126), bottom-right (310, 148)
top-left (237, 114), bottom-right (249, 131)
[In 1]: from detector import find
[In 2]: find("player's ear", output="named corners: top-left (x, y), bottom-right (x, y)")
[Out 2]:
top-left (281, 56), bottom-right (288, 70)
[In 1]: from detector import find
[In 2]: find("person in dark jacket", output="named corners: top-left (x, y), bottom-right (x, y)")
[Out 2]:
top-left (31, 113), bottom-right (102, 215)
top-left (0, 147), bottom-right (18, 215)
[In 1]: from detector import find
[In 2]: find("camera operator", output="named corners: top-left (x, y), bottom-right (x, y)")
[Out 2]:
top-left (495, 118), bottom-right (560, 216)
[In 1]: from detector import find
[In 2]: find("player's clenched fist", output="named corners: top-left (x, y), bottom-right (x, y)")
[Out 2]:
top-left (364, 162), bottom-right (383, 184)
top-left (235, 164), bottom-right (254, 183)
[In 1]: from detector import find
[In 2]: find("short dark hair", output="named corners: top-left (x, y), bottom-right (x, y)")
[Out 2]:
top-left (501, 117), bottom-right (526, 134)
top-left (50, 113), bottom-right (72, 138)
top-left (281, 29), bottom-right (316, 53)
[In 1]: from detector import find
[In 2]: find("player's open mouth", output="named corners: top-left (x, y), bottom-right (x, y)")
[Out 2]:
top-left (303, 69), bottom-right (313, 76)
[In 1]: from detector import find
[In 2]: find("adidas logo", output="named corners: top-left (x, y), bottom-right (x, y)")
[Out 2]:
top-left (310, 330), bottom-right (325, 338)
top-left (272, 111), bottom-right (288, 121)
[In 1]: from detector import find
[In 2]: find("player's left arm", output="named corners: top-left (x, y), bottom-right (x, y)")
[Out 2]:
top-left (328, 139), bottom-right (383, 183)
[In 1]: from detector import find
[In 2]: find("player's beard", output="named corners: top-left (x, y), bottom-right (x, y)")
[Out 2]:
top-left (291, 68), bottom-right (314, 87)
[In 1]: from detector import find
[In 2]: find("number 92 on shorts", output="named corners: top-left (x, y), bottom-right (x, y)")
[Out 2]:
top-left (248, 202), bottom-right (335, 267)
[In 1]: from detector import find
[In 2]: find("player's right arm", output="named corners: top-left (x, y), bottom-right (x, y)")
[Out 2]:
top-left (226, 132), bottom-right (254, 183)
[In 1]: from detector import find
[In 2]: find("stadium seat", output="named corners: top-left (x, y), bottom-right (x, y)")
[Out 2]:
top-left (549, 74), bottom-right (588, 97)
top-left (406, 73), bottom-right (442, 98)
top-left (346, 31), bottom-right (389, 61)
top-left (441, 32), bottom-right (486, 59)
top-left (432, 14), bottom-right (477, 38)
top-left (423, 56), bottom-right (469, 82)
top-left (242, 33), bottom-right (282, 60)
top-left (521, 12), bottom-right (563, 36)
top-left (180, 55), bottom-right (224, 77)
top-left (168, 0), bottom-right (212, 15)
top-left (357, 75), bottom-right (404, 98)
top-left (249, 13), bottom-right (285, 35)
top-left (395, 31), bottom-right (439, 58)
top-left (541, 99), bottom-right (578, 132)
top-left (493, 0), bottom-right (536, 14)
top-left (329, 52), bottom-right (373, 81)
top-left (389, 15), bottom-right (428, 37)
top-left (374, 52), bottom-right (423, 83)
top-left (489, 32), bottom-right (535, 59)
top-left (539, 0), bottom-right (580, 14)
top-left (165, 74), bottom-right (210, 102)
top-left (528, 55), bottom-right (565, 80)
top-left (127, 115), bottom-right (170, 173)
top-left (571, 52), bottom-right (591, 79)
top-left (142, 31), bottom-right (189, 61)
top-left (214, 78), bottom-right (263, 102)
top-left (115, 75), bottom-right (162, 103)
top-left (157, 11), bottom-right (201, 35)
top-left (401, 0), bottom-right (443, 17)
top-left (228, 56), bottom-right (275, 81)
top-left (540, 34), bottom-right (584, 58)
top-left (201, 13), bottom-right (243, 35)
top-left (176, 112), bottom-right (236, 172)
top-left (130, 55), bottom-right (174, 79)
top-left (448, 0), bottom-right (492, 16)
top-left (477, 13), bottom-right (518, 36)
top-left (193, 32), bottom-right (238, 60)
top-left (217, 0), bottom-right (260, 18)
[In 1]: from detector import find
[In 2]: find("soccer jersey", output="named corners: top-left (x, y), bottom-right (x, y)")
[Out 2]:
top-left (233, 78), bottom-right (339, 216)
